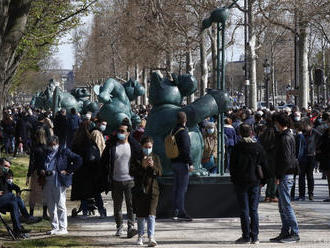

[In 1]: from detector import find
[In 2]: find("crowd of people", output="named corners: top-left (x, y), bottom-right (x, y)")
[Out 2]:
top-left (0, 102), bottom-right (329, 245)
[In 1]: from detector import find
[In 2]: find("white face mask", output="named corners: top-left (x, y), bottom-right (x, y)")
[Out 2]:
top-left (51, 145), bottom-right (59, 151)
top-left (294, 117), bottom-right (301, 122)
top-left (143, 147), bottom-right (152, 156)
top-left (7, 179), bottom-right (13, 184)
top-left (100, 124), bottom-right (106, 132)
top-left (207, 128), bottom-right (215, 135)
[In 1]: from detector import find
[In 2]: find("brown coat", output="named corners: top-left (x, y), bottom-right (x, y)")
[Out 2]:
top-left (202, 134), bottom-right (217, 161)
top-left (130, 153), bottom-right (162, 217)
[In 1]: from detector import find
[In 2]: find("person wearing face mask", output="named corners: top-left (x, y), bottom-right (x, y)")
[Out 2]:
top-left (36, 136), bottom-right (82, 236)
top-left (133, 119), bottom-right (146, 143)
top-left (0, 158), bottom-right (36, 239)
top-left (292, 112), bottom-right (301, 123)
top-left (91, 119), bottom-right (107, 156)
top-left (202, 121), bottom-right (218, 174)
top-left (130, 136), bottom-right (162, 247)
top-left (100, 118), bottom-right (142, 238)
top-left (5, 170), bottom-right (42, 224)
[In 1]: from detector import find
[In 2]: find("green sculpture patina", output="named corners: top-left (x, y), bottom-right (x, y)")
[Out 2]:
top-left (31, 79), bottom-right (99, 114)
top-left (145, 72), bottom-right (232, 176)
top-left (30, 79), bottom-right (57, 110)
top-left (94, 78), bottom-right (145, 134)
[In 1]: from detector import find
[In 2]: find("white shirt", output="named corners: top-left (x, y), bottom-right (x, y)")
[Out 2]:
top-left (113, 142), bottom-right (133, 182)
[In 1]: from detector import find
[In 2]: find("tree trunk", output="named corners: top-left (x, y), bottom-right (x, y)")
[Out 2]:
top-left (200, 31), bottom-right (208, 97)
top-left (142, 68), bottom-right (148, 105)
top-left (298, 27), bottom-right (309, 109)
top-left (135, 64), bottom-right (142, 105)
top-left (186, 46), bottom-right (194, 103)
top-left (209, 25), bottom-right (217, 89)
top-left (248, 35), bottom-right (257, 110)
top-left (0, 1), bottom-right (32, 119)
top-left (248, 0), bottom-right (257, 110)
top-left (322, 42), bottom-right (327, 104)
top-left (165, 51), bottom-right (173, 73)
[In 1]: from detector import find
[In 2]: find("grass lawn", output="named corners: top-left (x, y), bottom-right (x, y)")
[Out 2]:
top-left (1, 156), bottom-right (93, 247)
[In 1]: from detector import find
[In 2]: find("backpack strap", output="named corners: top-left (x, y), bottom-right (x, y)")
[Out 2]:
top-left (172, 128), bottom-right (185, 136)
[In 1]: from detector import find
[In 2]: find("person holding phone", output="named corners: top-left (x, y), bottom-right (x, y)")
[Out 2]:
top-left (130, 136), bottom-right (162, 247)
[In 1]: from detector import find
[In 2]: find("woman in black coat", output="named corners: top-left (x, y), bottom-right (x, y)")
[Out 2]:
top-left (130, 136), bottom-right (162, 247)
top-left (258, 117), bottom-right (278, 202)
top-left (71, 119), bottom-right (106, 217)
top-left (318, 127), bottom-right (330, 202)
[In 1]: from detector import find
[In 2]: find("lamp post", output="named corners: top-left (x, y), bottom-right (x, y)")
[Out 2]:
top-left (263, 59), bottom-right (271, 109)
top-left (202, 0), bottom-right (238, 175)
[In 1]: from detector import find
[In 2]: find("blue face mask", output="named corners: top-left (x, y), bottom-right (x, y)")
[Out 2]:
top-left (2, 167), bottom-right (9, 174)
top-left (117, 133), bottom-right (126, 140)
top-left (143, 148), bottom-right (152, 156)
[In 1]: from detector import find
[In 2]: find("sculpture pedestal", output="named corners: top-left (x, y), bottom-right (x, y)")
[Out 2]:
top-left (156, 175), bottom-right (240, 218)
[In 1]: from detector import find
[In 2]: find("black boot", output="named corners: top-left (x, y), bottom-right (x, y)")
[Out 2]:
top-left (43, 206), bottom-right (49, 220)
top-left (29, 207), bottom-right (34, 217)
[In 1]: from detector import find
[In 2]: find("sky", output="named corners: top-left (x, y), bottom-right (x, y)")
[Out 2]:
top-left (53, 14), bottom-right (93, 70)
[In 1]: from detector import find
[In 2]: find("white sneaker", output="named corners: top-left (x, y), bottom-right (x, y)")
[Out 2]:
top-left (137, 236), bottom-right (144, 246)
top-left (55, 229), bottom-right (68, 235)
top-left (148, 237), bottom-right (157, 247)
top-left (115, 226), bottom-right (123, 237)
top-left (46, 229), bottom-right (59, 235)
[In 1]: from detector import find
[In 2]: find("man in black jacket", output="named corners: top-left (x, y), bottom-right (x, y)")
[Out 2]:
top-left (100, 118), bottom-right (142, 238)
top-left (230, 124), bottom-right (269, 244)
top-left (298, 122), bottom-right (321, 201)
top-left (0, 158), bottom-right (31, 239)
top-left (171, 112), bottom-right (193, 221)
top-left (270, 112), bottom-right (300, 243)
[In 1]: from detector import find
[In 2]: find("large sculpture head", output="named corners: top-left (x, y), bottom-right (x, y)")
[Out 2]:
top-left (71, 87), bottom-right (91, 101)
top-left (149, 72), bottom-right (197, 107)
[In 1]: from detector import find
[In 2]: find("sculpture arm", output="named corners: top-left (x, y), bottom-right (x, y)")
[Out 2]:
top-left (182, 90), bottom-right (231, 127)
top-left (98, 79), bottom-right (115, 103)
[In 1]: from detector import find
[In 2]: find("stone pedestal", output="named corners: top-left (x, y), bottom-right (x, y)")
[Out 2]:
top-left (157, 175), bottom-right (240, 218)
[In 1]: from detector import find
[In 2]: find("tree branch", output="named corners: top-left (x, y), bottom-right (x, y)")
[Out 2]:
top-left (53, 0), bottom-right (98, 25)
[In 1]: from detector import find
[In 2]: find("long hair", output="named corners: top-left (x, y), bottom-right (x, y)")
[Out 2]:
top-left (72, 119), bottom-right (92, 148)
top-left (34, 128), bottom-right (47, 145)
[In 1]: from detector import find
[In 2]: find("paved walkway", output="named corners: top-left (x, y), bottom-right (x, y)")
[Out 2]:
top-left (19, 173), bottom-right (330, 247)
top-left (61, 173), bottom-right (330, 247)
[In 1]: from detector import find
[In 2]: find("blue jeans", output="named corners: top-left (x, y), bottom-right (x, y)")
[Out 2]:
top-left (81, 193), bottom-right (105, 215)
top-left (172, 162), bottom-right (189, 215)
top-left (3, 133), bottom-right (15, 154)
top-left (137, 215), bottom-right (155, 238)
top-left (235, 184), bottom-right (260, 240)
top-left (0, 193), bottom-right (22, 232)
top-left (16, 196), bottom-right (29, 218)
top-left (278, 175), bottom-right (299, 235)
